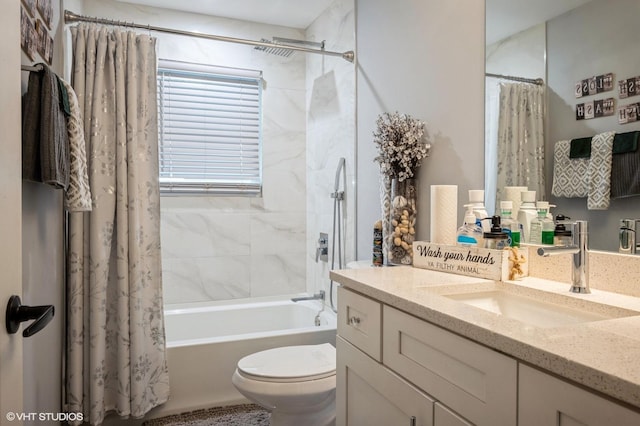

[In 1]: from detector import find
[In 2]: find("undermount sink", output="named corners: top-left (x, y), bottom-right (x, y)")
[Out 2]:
top-left (440, 282), bottom-right (639, 328)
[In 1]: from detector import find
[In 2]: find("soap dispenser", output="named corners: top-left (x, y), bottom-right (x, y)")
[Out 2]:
top-left (483, 216), bottom-right (509, 249)
top-left (468, 190), bottom-right (490, 233)
top-left (456, 204), bottom-right (484, 247)
top-left (554, 214), bottom-right (572, 246)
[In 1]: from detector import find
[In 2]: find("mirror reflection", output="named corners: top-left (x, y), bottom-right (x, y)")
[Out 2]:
top-left (485, 0), bottom-right (640, 252)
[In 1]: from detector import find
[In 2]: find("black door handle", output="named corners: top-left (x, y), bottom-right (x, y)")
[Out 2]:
top-left (6, 295), bottom-right (55, 337)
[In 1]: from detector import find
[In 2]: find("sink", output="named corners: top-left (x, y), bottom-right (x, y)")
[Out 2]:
top-left (439, 282), bottom-right (639, 328)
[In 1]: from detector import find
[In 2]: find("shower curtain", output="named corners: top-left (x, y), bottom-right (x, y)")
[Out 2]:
top-left (65, 24), bottom-right (169, 425)
top-left (493, 82), bottom-right (545, 210)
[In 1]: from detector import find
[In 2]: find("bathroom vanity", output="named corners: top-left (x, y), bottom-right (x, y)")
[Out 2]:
top-left (331, 266), bottom-right (640, 426)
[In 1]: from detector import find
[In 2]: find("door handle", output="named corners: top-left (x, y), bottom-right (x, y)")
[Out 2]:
top-left (6, 295), bottom-right (55, 337)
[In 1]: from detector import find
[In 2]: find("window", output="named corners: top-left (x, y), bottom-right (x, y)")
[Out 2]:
top-left (157, 60), bottom-right (263, 195)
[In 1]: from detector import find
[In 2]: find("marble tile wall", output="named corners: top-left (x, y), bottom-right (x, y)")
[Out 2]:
top-left (80, 0), bottom-right (355, 306)
top-left (305, 0), bottom-right (356, 304)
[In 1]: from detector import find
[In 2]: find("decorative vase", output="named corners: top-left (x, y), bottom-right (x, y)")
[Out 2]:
top-left (387, 177), bottom-right (417, 265)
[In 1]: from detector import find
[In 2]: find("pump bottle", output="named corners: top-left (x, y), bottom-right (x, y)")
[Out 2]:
top-left (468, 190), bottom-right (490, 233)
top-left (456, 204), bottom-right (484, 247)
top-left (483, 216), bottom-right (509, 249)
top-left (500, 201), bottom-right (520, 247)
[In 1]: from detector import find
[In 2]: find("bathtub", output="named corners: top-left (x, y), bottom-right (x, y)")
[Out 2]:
top-left (148, 296), bottom-right (337, 419)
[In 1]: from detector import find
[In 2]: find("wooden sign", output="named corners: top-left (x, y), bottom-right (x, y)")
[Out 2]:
top-left (576, 97), bottom-right (615, 120)
top-left (412, 242), bottom-right (528, 281)
top-left (618, 76), bottom-right (640, 99)
top-left (575, 73), bottom-right (614, 98)
top-left (618, 102), bottom-right (640, 124)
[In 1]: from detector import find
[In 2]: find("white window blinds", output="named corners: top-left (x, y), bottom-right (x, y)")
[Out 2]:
top-left (157, 60), bottom-right (263, 195)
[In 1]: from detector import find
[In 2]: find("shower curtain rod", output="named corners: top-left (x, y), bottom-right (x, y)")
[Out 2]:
top-left (485, 72), bottom-right (544, 85)
top-left (64, 10), bottom-right (355, 63)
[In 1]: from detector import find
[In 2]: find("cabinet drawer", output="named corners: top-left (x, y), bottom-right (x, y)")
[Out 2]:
top-left (383, 306), bottom-right (517, 426)
top-left (337, 287), bottom-right (382, 361)
top-left (519, 364), bottom-right (640, 426)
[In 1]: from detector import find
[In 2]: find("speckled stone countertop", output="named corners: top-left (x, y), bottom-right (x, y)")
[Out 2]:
top-left (329, 266), bottom-right (640, 409)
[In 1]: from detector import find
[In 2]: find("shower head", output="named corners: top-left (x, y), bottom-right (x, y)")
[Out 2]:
top-left (254, 37), bottom-right (325, 58)
top-left (255, 38), bottom-right (295, 57)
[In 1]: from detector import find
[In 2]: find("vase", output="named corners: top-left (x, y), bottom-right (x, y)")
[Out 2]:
top-left (387, 178), bottom-right (417, 265)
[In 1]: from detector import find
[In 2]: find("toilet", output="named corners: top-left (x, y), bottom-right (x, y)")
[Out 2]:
top-left (231, 343), bottom-right (336, 426)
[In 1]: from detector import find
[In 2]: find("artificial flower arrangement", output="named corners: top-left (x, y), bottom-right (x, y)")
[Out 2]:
top-left (373, 112), bottom-right (431, 265)
top-left (373, 112), bottom-right (430, 182)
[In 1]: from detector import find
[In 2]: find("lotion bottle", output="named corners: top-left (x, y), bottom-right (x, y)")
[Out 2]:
top-left (469, 190), bottom-right (490, 233)
top-left (529, 201), bottom-right (554, 245)
top-left (517, 190), bottom-right (537, 243)
top-left (456, 204), bottom-right (484, 247)
top-left (500, 201), bottom-right (520, 247)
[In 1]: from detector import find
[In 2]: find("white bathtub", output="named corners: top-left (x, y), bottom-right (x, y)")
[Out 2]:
top-left (147, 296), bottom-right (337, 419)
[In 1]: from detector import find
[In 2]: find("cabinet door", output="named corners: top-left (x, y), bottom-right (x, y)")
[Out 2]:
top-left (337, 337), bottom-right (434, 426)
top-left (434, 403), bottom-right (472, 426)
top-left (383, 305), bottom-right (517, 426)
top-left (519, 364), bottom-right (640, 426)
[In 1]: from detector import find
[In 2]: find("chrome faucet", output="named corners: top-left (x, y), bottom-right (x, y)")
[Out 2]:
top-left (537, 220), bottom-right (589, 294)
top-left (619, 219), bottom-right (640, 254)
top-left (291, 290), bottom-right (325, 302)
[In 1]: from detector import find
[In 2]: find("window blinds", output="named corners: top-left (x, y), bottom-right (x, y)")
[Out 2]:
top-left (157, 60), bottom-right (263, 195)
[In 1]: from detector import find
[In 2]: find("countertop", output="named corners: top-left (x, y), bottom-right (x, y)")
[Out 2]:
top-left (330, 265), bottom-right (640, 409)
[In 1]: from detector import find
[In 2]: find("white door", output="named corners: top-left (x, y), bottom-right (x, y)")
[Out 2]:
top-left (0, 0), bottom-right (24, 422)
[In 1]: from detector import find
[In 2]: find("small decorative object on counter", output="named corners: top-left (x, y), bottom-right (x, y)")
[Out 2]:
top-left (506, 247), bottom-right (527, 280)
top-left (388, 178), bottom-right (417, 264)
top-left (372, 220), bottom-right (384, 266)
top-left (373, 111), bottom-right (431, 265)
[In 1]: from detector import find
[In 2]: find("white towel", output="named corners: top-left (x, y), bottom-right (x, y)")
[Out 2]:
top-left (552, 140), bottom-right (589, 198)
top-left (587, 131), bottom-right (614, 210)
top-left (60, 79), bottom-right (92, 212)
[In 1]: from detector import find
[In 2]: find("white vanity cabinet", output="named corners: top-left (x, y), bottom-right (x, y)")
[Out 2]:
top-left (336, 287), bottom-right (516, 426)
top-left (337, 336), bottom-right (434, 426)
top-left (518, 364), bottom-right (640, 426)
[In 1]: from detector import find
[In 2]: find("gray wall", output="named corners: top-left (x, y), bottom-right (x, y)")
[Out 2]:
top-left (547, 0), bottom-right (640, 252)
top-left (355, 0), bottom-right (486, 259)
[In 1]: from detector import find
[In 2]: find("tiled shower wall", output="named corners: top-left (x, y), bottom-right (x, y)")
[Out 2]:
top-left (81, 0), bottom-right (354, 305)
top-left (306, 0), bottom-right (356, 300)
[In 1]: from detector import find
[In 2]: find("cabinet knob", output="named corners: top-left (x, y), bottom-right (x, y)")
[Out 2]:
top-left (349, 316), bottom-right (361, 326)
top-left (409, 415), bottom-right (416, 426)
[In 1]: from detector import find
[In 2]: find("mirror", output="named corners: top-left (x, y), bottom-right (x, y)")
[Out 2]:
top-left (486, 0), bottom-right (640, 252)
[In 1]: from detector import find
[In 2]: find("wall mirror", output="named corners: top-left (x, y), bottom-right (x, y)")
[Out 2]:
top-left (485, 0), bottom-right (640, 252)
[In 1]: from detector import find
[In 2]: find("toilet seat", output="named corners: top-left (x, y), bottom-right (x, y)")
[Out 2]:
top-left (237, 343), bottom-right (336, 383)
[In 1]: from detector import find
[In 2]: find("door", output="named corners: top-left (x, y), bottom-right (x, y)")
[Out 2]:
top-left (0, 0), bottom-right (24, 421)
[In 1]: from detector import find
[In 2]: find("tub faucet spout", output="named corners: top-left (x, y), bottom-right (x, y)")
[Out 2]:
top-left (536, 220), bottom-right (589, 294)
top-left (291, 290), bottom-right (325, 302)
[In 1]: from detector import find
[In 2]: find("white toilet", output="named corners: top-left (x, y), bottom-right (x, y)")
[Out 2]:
top-left (231, 343), bottom-right (336, 426)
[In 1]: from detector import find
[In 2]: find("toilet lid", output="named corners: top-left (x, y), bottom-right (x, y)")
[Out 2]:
top-left (237, 343), bottom-right (336, 383)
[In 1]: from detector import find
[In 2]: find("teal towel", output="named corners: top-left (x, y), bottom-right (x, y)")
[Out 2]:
top-left (612, 131), bottom-right (639, 154)
top-left (569, 137), bottom-right (592, 158)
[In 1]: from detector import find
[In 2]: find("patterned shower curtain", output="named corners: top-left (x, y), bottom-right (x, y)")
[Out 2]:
top-left (495, 82), bottom-right (545, 209)
top-left (65, 24), bottom-right (169, 425)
